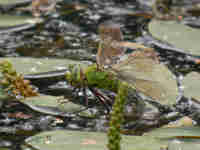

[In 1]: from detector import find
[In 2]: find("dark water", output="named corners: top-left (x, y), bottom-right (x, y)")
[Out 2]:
top-left (1, 0), bottom-right (200, 149)
top-left (0, 1), bottom-right (146, 149)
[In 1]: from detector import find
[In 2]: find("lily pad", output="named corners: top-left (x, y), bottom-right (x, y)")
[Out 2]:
top-left (147, 126), bottom-right (200, 138)
top-left (148, 20), bottom-right (200, 55)
top-left (0, 14), bottom-right (42, 33)
top-left (20, 95), bottom-right (86, 116)
top-left (0, 0), bottom-right (31, 5)
top-left (0, 15), bottom-right (39, 27)
top-left (167, 140), bottom-right (200, 150)
top-left (23, 130), bottom-right (168, 150)
top-left (182, 72), bottom-right (200, 100)
top-left (0, 87), bottom-right (88, 116)
top-left (146, 127), bottom-right (200, 150)
top-left (0, 57), bottom-right (89, 75)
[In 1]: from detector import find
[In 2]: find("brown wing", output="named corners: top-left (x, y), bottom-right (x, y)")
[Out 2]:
top-left (128, 78), bottom-right (167, 101)
top-left (97, 21), bottom-right (125, 67)
top-left (111, 49), bottom-right (178, 102)
top-left (32, 0), bottom-right (56, 17)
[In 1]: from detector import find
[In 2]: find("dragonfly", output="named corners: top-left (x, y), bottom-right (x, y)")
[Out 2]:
top-left (96, 21), bottom-right (178, 103)
top-left (66, 21), bottom-right (178, 111)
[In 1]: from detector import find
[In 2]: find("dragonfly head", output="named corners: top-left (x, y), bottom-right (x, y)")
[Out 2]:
top-left (66, 64), bottom-right (83, 87)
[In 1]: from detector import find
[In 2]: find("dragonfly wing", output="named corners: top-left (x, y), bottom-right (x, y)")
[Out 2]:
top-left (97, 22), bottom-right (126, 67)
top-left (111, 49), bottom-right (178, 104)
top-left (130, 79), bottom-right (168, 101)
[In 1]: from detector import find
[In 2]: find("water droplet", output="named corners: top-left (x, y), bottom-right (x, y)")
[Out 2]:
top-left (36, 61), bottom-right (43, 65)
top-left (30, 67), bottom-right (37, 72)
top-left (55, 66), bottom-right (67, 70)
top-left (179, 85), bottom-right (185, 90)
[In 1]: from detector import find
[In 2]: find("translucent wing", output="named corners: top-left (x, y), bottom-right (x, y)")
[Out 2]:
top-left (97, 22), bottom-right (178, 104)
top-left (111, 49), bottom-right (178, 104)
top-left (97, 21), bottom-right (126, 67)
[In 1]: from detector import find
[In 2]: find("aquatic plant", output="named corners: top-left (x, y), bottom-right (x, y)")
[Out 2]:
top-left (107, 82), bottom-right (128, 150)
top-left (0, 60), bottom-right (38, 99)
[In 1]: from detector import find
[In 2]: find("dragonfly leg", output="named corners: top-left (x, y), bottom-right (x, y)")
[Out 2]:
top-left (82, 87), bottom-right (89, 106)
top-left (89, 87), bottom-right (112, 113)
top-left (72, 87), bottom-right (89, 106)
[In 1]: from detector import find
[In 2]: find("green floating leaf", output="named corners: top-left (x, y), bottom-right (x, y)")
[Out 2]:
top-left (23, 130), bottom-right (168, 150)
top-left (0, 57), bottom-right (89, 75)
top-left (0, 0), bottom-right (31, 5)
top-left (0, 14), bottom-right (42, 33)
top-left (182, 72), bottom-right (200, 100)
top-left (149, 20), bottom-right (200, 55)
top-left (0, 14), bottom-right (40, 27)
top-left (21, 95), bottom-right (86, 116)
top-left (167, 139), bottom-right (200, 150)
top-left (147, 126), bottom-right (200, 138)
top-left (146, 126), bottom-right (200, 150)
